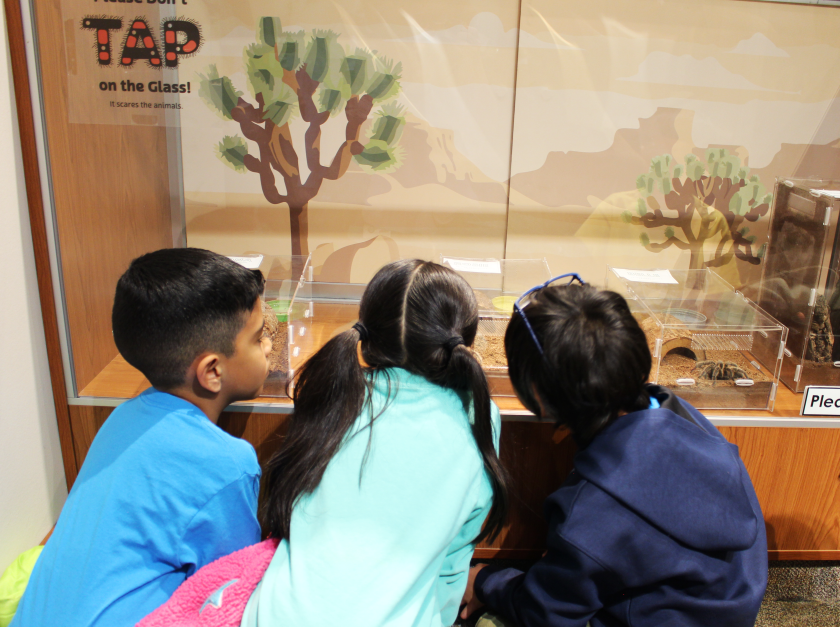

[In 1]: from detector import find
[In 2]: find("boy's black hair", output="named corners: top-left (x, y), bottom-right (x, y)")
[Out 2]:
top-left (112, 248), bottom-right (265, 390)
top-left (505, 284), bottom-right (652, 445)
top-left (261, 260), bottom-right (509, 545)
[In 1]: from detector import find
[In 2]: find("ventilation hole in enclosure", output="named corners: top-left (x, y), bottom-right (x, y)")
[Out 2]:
top-left (665, 346), bottom-right (699, 361)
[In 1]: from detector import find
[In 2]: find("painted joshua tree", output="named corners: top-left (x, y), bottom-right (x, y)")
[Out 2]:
top-left (622, 149), bottom-right (773, 278)
top-left (198, 17), bottom-right (406, 257)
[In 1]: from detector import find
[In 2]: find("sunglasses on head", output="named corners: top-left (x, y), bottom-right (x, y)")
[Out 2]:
top-left (513, 273), bottom-right (586, 356)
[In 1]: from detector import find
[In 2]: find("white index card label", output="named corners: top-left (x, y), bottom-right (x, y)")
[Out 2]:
top-left (612, 268), bottom-right (678, 284)
top-left (443, 258), bottom-right (502, 274)
top-left (814, 190), bottom-right (840, 199)
top-left (227, 255), bottom-right (264, 270)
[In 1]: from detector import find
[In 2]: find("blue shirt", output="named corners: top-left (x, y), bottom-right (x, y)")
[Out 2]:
top-left (241, 368), bottom-right (501, 627)
top-left (12, 389), bottom-right (261, 627)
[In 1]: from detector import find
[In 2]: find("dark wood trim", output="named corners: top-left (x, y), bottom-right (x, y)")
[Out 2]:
top-left (3, 0), bottom-right (78, 488)
top-left (40, 526), bottom-right (54, 546)
top-left (769, 550), bottom-right (840, 561)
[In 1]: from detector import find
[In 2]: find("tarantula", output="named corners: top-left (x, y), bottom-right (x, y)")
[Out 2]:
top-left (693, 360), bottom-right (748, 381)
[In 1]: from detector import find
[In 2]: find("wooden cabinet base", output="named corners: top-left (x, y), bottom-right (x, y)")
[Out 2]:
top-left (67, 406), bottom-right (840, 558)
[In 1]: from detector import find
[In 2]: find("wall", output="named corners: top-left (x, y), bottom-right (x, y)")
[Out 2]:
top-left (0, 4), bottom-right (66, 571)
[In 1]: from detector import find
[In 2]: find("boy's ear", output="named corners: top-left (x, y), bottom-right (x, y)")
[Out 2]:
top-left (194, 352), bottom-right (223, 394)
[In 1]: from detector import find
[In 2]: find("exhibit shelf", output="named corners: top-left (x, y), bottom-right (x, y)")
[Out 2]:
top-left (75, 344), bottom-right (840, 426)
top-left (78, 300), bottom-right (361, 400)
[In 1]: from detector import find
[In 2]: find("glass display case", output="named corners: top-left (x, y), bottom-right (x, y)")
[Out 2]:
top-left (757, 179), bottom-right (840, 393)
top-left (605, 267), bottom-right (788, 410)
top-left (260, 255), bottom-right (313, 397)
top-left (16, 0), bottom-right (839, 415)
top-left (440, 257), bottom-right (552, 396)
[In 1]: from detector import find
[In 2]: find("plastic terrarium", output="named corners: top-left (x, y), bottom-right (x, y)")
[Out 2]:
top-left (605, 267), bottom-right (787, 411)
top-left (440, 257), bottom-right (552, 396)
top-left (757, 179), bottom-right (840, 393)
top-left (260, 255), bottom-right (314, 397)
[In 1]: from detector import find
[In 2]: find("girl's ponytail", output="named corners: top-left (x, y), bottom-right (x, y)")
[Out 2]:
top-left (261, 259), bottom-right (509, 544)
top-left (260, 326), bottom-right (369, 539)
top-left (443, 342), bottom-right (509, 544)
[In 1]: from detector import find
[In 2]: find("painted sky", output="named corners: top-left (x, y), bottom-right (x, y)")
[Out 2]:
top-left (177, 0), bottom-right (840, 192)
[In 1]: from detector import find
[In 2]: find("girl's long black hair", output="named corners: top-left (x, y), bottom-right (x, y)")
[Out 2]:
top-left (260, 260), bottom-right (509, 544)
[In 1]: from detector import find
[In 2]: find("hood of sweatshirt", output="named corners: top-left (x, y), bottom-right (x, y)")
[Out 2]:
top-left (573, 385), bottom-right (759, 553)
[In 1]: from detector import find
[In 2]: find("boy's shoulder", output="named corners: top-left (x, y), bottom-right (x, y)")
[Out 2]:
top-left (91, 388), bottom-right (258, 479)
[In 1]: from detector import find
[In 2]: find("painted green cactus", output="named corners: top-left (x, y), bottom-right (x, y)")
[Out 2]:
top-left (622, 149), bottom-right (772, 273)
top-left (198, 18), bottom-right (405, 257)
top-left (355, 103), bottom-right (406, 171)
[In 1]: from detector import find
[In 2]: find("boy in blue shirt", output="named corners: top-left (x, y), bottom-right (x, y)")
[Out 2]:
top-left (12, 248), bottom-right (271, 627)
top-left (460, 278), bottom-right (768, 627)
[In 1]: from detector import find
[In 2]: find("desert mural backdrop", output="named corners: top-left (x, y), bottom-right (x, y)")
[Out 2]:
top-left (69, 0), bottom-right (840, 285)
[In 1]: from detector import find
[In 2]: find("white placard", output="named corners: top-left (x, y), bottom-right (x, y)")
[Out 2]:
top-left (443, 258), bottom-right (501, 274)
top-left (814, 189), bottom-right (840, 199)
top-left (612, 268), bottom-right (678, 284)
top-left (227, 254), bottom-right (264, 270)
top-left (801, 386), bottom-right (840, 416)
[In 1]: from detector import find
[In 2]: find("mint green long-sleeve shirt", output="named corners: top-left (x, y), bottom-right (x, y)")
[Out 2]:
top-left (241, 367), bottom-right (501, 627)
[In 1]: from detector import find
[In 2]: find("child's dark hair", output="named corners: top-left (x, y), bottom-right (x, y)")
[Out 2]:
top-left (261, 259), bottom-right (509, 543)
top-left (505, 284), bottom-right (652, 445)
top-left (112, 248), bottom-right (265, 390)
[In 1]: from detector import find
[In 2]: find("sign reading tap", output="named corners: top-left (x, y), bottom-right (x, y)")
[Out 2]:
top-left (801, 386), bottom-right (840, 416)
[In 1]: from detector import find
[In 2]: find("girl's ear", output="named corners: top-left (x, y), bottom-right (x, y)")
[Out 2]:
top-left (194, 353), bottom-right (223, 394)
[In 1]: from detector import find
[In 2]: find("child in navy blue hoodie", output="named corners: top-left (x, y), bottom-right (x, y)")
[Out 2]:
top-left (460, 278), bottom-right (768, 627)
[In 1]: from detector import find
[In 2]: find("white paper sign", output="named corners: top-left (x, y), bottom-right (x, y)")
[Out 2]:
top-left (443, 258), bottom-right (501, 274)
top-left (801, 386), bottom-right (840, 416)
top-left (814, 189), bottom-right (840, 199)
top-left (227, 255), bottom-right (264, 270)
top-left (612, 268), bottom-right (678, 284)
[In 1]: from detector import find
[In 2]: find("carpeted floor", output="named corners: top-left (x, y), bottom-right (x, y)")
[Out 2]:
top-left (458, 561), bottom-right (840, 626)
top-left (754, 562), bottom-right (840, 626)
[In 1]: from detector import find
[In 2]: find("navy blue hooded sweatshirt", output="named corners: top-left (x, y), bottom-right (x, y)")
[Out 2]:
top-left (475, 385), bottom-right (767, 627)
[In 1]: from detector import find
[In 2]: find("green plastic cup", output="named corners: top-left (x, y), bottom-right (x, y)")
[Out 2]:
top-left (266, 299), bottom-right (292, 323)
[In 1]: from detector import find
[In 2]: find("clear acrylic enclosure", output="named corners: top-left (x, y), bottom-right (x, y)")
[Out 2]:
top-left (605, 267), bottom-right (788, 411)
top-left (440, 257), bottom-right (553, 396)
top-left (757, 179), bottom-right (840, 392)
top-left (260, 255), bottom-right (314, 397)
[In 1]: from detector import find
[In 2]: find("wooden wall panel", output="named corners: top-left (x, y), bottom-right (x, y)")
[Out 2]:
top-left (65, 407), bottom-right (840, 558)
top-left (719, 427), bottom-right (840, 557)
top-left (216, 411), bottom-right (291, 467)
top-left (68, 405), bottom-right (112, 470)
top-left (475, 424), bottom-right (576, 558)
top-left (33, 0), bottom-right (173, 391)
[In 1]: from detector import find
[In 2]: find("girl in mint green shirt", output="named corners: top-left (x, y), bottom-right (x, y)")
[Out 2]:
top-left (243, 260), bottom-right (509, 627)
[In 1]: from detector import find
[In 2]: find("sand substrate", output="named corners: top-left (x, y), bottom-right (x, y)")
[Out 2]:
top-left (261, 305), bottom-right (289, 396)
top-left (795, 359), bottom-right (840, 386)
top-left (473, 289), bottom-right (495, 312)
top-left (473, 329), bottom-right (516, 396)
top-left (658, 350), bottom-right (771, 387)
top-left (474, 333), bottom-right (507, 369)
top-left (638, 313), bottom-right (691, 357)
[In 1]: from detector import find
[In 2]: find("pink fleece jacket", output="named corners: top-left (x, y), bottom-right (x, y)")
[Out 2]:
top-left (137, 539), bottom-right (278, 627)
